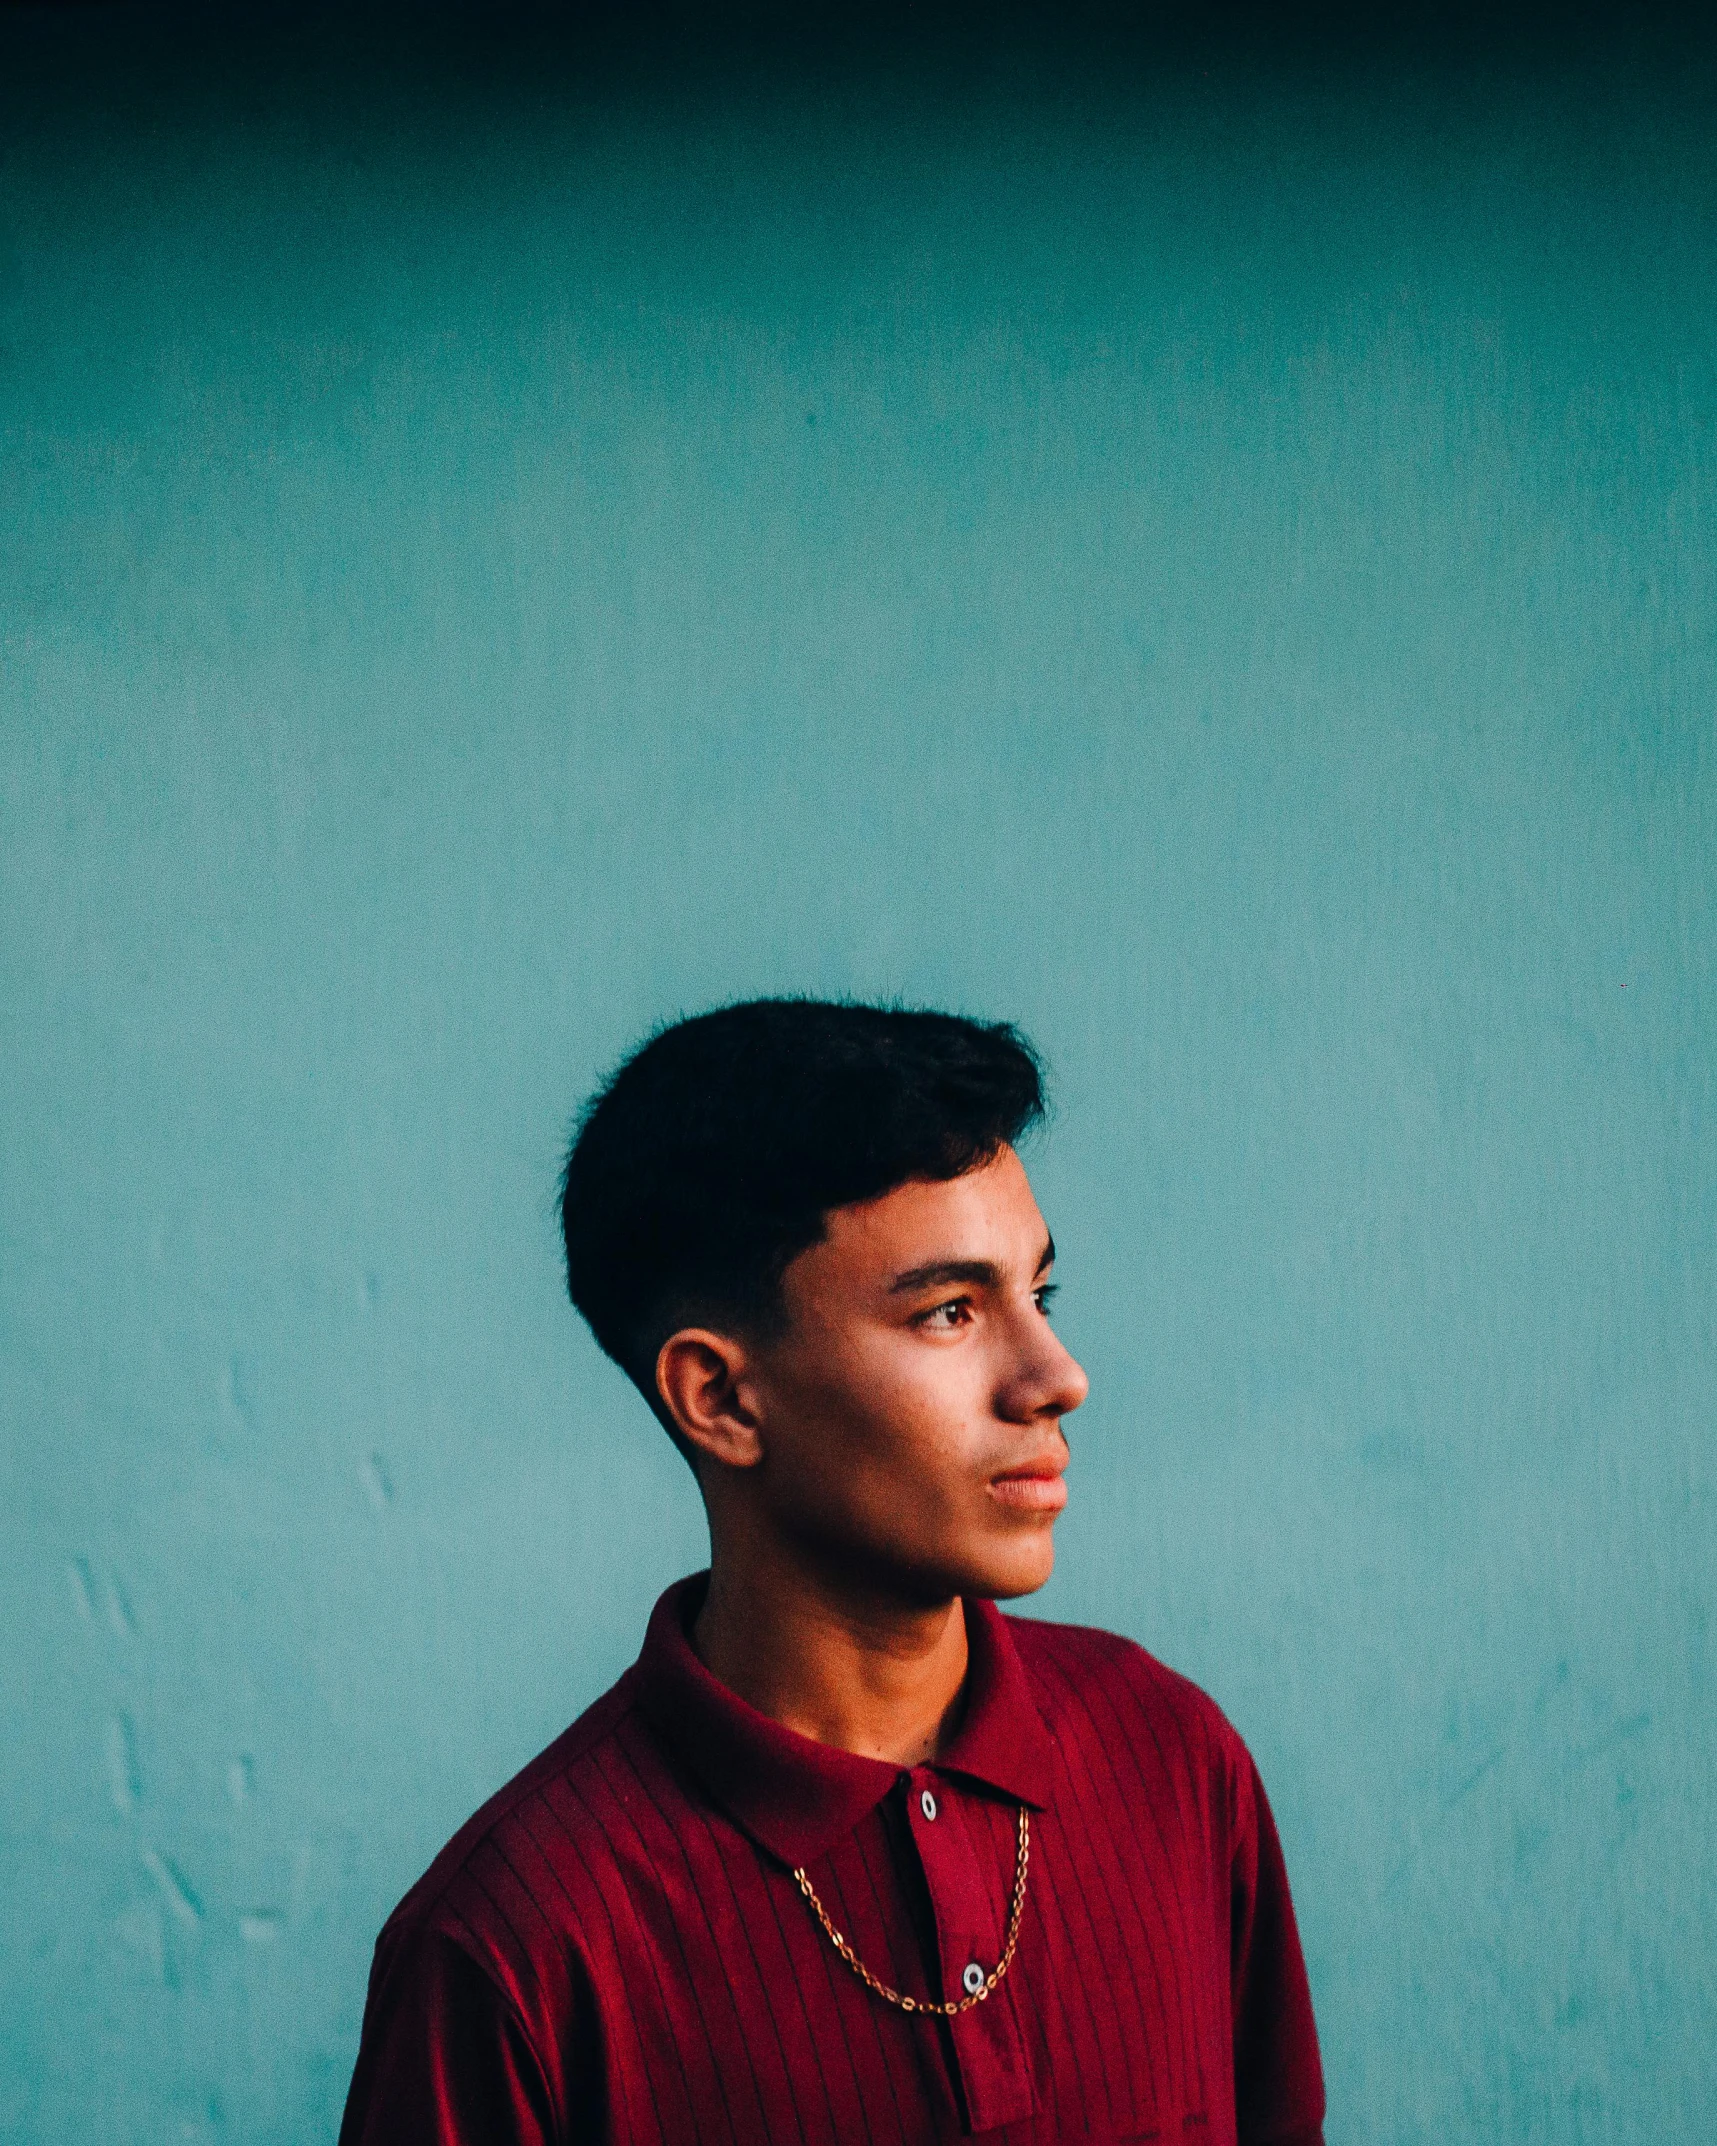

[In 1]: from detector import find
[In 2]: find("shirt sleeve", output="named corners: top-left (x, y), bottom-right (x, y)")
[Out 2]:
top-left (338, 1920), bottom-right (558, 2146)
top-left (1229, 1749), bottom-right (1326, 2146)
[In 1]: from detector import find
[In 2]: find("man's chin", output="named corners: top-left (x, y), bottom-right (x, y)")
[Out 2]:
top-left (959, 1532), bottom-right (1057, 1603)
top-left (822, 1520), bottom-right (1057, 1609)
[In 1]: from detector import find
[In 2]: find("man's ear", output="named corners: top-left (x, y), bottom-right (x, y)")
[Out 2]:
top-left (655, 1328), bottom-right (766, 1471)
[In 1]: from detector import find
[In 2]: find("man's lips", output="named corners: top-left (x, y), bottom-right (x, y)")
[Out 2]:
top-left (987, 1454), bottom-right (1069, 1514)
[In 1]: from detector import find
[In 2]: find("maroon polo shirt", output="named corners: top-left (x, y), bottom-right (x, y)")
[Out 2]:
top-left (340, 1576), bottom-right (1324, 2146)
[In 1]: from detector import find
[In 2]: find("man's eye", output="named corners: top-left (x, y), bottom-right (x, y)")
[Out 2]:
top-left (919, 1299), bottom-right (971, 1330)
top-left (1035, 1283), bottom-right (1059, 1316)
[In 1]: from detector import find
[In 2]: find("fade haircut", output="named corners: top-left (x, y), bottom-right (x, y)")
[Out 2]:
top-left (560, 998), bottom-right (1045, 1442)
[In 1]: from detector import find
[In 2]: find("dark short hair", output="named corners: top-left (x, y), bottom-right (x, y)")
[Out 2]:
top-left (560, 998), bottom-right (1045, 1430)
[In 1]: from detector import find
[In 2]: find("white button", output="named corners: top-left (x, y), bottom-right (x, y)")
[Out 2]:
top-left (920, 1789), bottom-right (938, 1822)
top-left (962, 1961), bottom-right (986, 1995)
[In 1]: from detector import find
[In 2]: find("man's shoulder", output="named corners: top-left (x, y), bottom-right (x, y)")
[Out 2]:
top-left (1003, 1607), bottom-right (1246, 1783)
top-left (377, 1666), bottom-right (655, 1963)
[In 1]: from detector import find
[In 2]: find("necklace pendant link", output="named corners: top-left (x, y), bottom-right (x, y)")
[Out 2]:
top-left (791, 1804), bottom-right (1031, 2019)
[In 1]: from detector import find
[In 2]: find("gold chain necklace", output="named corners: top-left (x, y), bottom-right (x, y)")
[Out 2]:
top-left (791, 1805), bottom-right (1031, 2017)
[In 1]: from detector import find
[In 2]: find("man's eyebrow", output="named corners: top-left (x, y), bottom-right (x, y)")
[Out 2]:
top-left (887, 1236), bottom-right (1056, 1296)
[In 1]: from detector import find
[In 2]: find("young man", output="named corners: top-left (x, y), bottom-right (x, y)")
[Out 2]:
top-left (340, 1000), bottom-right (1324, 2146)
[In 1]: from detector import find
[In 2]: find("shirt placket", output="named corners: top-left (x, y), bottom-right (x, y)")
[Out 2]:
top-left (904, 1769), bottom-right (1037, 2133)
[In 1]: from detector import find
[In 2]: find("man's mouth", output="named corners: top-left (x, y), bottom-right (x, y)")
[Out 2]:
top-left (987, 1451), bottom-right (1069, 1514)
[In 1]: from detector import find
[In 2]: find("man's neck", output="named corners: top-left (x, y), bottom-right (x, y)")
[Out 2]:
top-left (691, 1550), bottom-right (970, 1768)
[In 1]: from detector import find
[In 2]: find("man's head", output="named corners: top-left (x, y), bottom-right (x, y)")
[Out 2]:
top-left (561, 999), bottom-right (1088, 1601)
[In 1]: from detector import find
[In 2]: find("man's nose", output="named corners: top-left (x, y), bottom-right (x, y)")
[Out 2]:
top-left (1042, 1335), bottom-right (1090, 1419)
top-left (1002, 1312), bottom-right (1089, 1421)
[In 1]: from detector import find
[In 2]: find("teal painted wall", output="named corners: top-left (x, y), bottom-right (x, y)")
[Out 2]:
top-left (3, 14), bottom-right (1713, 2142)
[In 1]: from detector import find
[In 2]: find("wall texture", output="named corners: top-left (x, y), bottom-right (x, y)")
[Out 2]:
top-left (3, 10), bottom-right (1713, 2142)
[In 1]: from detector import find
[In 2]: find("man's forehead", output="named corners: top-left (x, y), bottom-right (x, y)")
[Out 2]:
top-left (817, 1148), bottom-right (1044, 1263)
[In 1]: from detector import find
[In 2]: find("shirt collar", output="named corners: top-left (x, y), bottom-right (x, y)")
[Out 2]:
top-left (632, 1572), bottom-right (1057, 1868)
